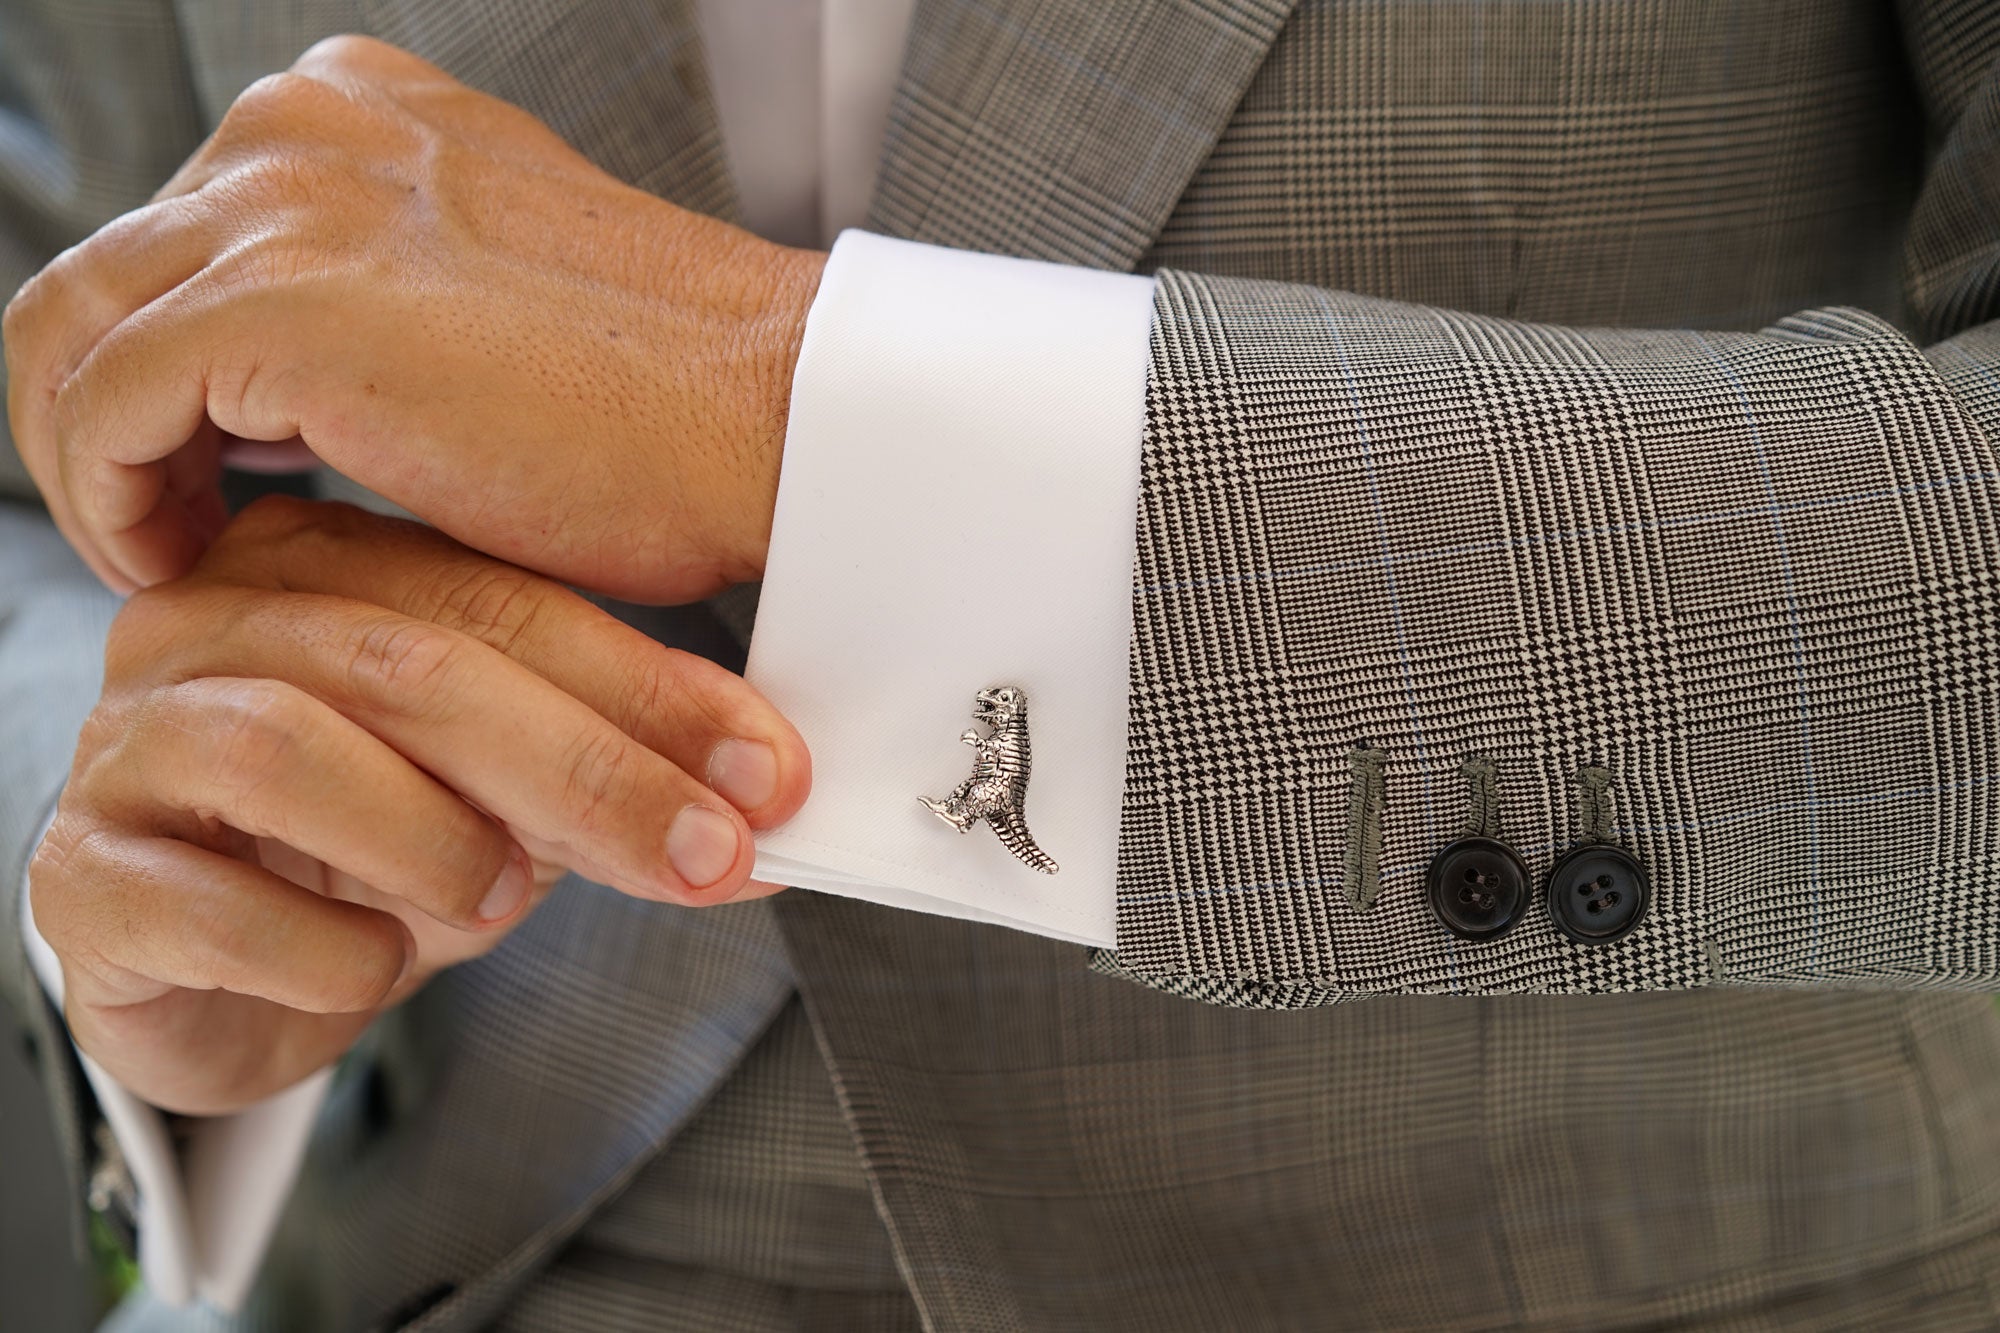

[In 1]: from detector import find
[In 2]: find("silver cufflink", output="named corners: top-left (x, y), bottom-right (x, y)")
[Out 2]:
top-left (919, 685), bottom-right (1059, 874)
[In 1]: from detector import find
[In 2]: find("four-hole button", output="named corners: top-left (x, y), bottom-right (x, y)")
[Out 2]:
top-left (1546, 843), bottom-right (1650, 944)
top-left (1424, 837), bottom-right (1531, 941)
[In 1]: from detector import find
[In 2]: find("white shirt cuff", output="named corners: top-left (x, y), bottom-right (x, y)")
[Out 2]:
top-left (20, 817), bottom-right (328, 1313)
top-left (747, 230), bottom-right (1156, 947)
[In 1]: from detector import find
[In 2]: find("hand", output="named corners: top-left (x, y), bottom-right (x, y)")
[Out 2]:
top-left (2, 35), bottom-right (823, 600)
top-left (28, 497), bottom-right (810, 1115)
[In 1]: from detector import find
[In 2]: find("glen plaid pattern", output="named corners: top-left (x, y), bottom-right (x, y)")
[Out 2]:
top-left (865, 0), bottom-right (1295, 271)
top-left (1086, 0), bottom-right (2000, 1006)
top-left (1108, 281), bottom-right (2000, 1000)
top-left (492, 999), bottom-right (920, 1333)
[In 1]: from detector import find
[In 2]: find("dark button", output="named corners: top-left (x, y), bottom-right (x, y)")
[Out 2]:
top-left (1425, 836), bottom-right (1531, 941)
top-left (1546, 843), bottom-right (1651, 944)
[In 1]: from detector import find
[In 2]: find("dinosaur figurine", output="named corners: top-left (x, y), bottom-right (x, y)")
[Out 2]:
top-left (919, 685), bottom-right (1059, 874)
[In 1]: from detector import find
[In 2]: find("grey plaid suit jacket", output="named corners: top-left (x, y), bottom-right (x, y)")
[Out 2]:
top-left (7, 0), bottom-right (2000, 1328)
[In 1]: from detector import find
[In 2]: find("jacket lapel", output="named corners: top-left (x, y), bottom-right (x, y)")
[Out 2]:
top-left (866, 0), bottom-right (1298, 269)
top-left (363, 0), bottom-right (738, 220)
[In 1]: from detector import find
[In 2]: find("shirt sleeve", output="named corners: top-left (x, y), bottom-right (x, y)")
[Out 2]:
top-left (746, 230), bottom-right (1156, 948)
top-left (20, 826), bottom-right (329, 1313)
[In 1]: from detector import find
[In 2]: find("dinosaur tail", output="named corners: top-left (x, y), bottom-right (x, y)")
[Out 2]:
top-left (993, 812), bottom-right (1059, 875)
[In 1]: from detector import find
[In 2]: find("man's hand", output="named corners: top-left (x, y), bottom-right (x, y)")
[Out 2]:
top-left (29, 497), bottom-right (810, 1115)
top-left (3, 34), bottom-right (823, 600)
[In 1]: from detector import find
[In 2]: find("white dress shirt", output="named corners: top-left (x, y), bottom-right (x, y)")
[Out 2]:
top-left (22, 0), bottom-right (1154, 1309)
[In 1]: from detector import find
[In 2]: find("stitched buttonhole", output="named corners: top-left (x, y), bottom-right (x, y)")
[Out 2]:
top-left (1343, 745), bottom-right (1388, 911)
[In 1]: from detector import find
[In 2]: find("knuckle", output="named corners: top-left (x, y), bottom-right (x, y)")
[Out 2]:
top-left (295, 33), bottom-right (388, 76)
top-left (234, 496), bottom-right (378, 559)
top-left (70, 704), bottom-right (135, 794)
top-left (221, 493), bottom-right (354, 562)
top-left (7, 242), bottom-right (93, 332)
top-left (636, 647), bottom-right (732, 733)
top-left (109, 581), bottom-right (174, 639)
top-left (191, 895), bottom-right (263, 984)
top-left (27, 822), bottom-right (120, 957)
top-left (228, 72), bottom-right (318, 128)
top-left (105, 581), bottom-right (197, 668)
top-left (228, 492), bottom-right (317, 542)
top-left (342, 615), bottom-right (465, 711)
top-left (198, 678), bottom-right (309, 796)
top-left (209, 232), bottom-right (307, 296)
top-left (2, 265), bottom-right (56, 345)
top-left (623, 650), bottom-right (687, 728)
top-left (559, 729), bottom-right (642, 837)
top-left (46, 365), bottom-right (97, 452)
top-left (426, 565), bottom-right (546, 658)
top-left (25, 818), bottom-right (86, 923)
top-left (620, 647), bottom-right (741, 753)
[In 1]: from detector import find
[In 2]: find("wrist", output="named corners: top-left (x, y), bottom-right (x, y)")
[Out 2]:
top-left (726, 244), bottom-right (826, 583)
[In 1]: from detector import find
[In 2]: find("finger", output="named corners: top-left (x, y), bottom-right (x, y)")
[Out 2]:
top-left (213, 500), bottom-right (813, 826)
top-left (169, 419), bottom-right (232, 540)
top-left (100, 418), bottom-right (230, 583)
top-left (258, 837), bottom-right (559, 978)
top-left (7, 196), bottom-right (223, 422)
top-left (4, 194), bottom-right (224, 586)
top-left (154, 581), bottom-right (758, 904)
top-left (52, 277), bottom-right (302, 587)
top-left (92, 676), bottom-right (534, 931)
top-left (37, 830), bottom-right (412, 1015)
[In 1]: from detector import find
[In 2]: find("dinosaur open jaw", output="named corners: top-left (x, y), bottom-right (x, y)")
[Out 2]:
top-left (972, 686), bottom-right (1021, 722)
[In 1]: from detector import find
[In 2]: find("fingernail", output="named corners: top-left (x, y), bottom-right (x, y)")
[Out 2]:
top-left (667, 804), bottom-right (741, 891)
top-left (477, 846), bottom-right (532, 923)
top-left (707, 739), bottom-right (779, 812)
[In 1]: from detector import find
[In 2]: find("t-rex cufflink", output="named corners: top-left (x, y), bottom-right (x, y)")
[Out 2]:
top-left (919, 685), bottom-right (1059, 874)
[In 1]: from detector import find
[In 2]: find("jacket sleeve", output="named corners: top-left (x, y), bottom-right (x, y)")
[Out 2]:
top-left (1093, 0), bottom-right (2000, 1007)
